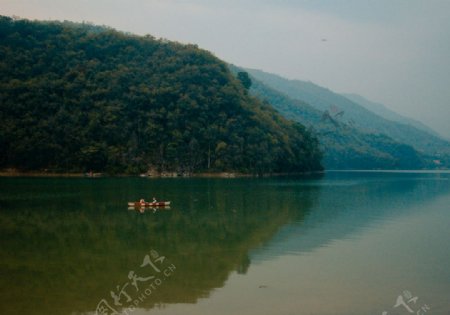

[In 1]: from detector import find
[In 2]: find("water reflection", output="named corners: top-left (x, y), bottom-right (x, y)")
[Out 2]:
top-left (0, 172), bottom-right (449, 315)
top-left (0, 176), bottom-right (320, 315)
top-left (251, 171), bottom-right (450, 262)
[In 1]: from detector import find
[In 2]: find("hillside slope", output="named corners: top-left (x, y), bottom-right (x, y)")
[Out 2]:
top-left (242, 69), bottom-right (425, 169)
top-left (246, 68), bottom-right (450, 165)
top-left (0, 16), bottom-right (322, 174)
top-left (343, 93), bottom-right (442, 139)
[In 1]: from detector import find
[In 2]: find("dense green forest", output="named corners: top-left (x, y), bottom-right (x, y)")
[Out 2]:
top-left (245, 68), bottom-right (450, 162)
top-left (229, 65), bottom-right (427, 169)
top-left (0, 16), bottom-right (322, 174)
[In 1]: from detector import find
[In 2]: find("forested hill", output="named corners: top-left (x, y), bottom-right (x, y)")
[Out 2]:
top-left (342, 93), bottom-right (442, 138)
top-left (242, 68), bottom-right (425, 170)
top-left (0, 16), bottom-right (322, 174)
top-left (245, 68), bottom-right (450, 160)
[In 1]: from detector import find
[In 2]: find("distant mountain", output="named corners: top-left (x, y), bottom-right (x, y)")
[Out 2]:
top-left (227, 65), bottom-right (426, 169)
top-left (343, 93), bottom-right (442, 138)
top-left (245, 68), bottom-right (450, 163)
top-left (0, 16), bottom-right (322, 174)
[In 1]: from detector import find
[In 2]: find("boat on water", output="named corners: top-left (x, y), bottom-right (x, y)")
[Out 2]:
top-left (128, 201), bottom-right (171, 207)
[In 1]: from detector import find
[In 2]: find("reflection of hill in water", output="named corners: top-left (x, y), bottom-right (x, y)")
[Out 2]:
top-left (1, 173), bottom-right (448, 315)
top-left (250, 172), bottom-right (450, 262)
top-left (0, 177), bottom-right (321, 315)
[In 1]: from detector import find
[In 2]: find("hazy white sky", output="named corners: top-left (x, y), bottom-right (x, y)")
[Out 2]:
top-left (1, 0), bottom-right (450, 137)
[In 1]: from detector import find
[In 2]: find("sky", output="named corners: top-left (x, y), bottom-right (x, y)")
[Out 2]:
top-left (1, 0), bottom-right (450, 138)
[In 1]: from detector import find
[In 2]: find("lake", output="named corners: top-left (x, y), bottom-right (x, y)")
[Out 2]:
top-left (0, 171), bottom-right (449, 315)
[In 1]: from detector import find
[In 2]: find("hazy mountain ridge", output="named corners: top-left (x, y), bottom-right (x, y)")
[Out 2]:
top-left (237, 67), bottom-right (425, 169)
top-left (343, 93), bottom-right (442, 139)
top-left (0, 16), bottom-right (322, 174)
top-left (245, 68), bottom-right (450, 164)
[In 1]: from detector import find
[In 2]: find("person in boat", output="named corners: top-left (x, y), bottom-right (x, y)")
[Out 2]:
top-left (152, 197), bottom-right (157, 204)
top-left (140, 198), bottom-right (145, 206)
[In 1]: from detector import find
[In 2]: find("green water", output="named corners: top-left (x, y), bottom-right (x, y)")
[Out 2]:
top-left (0, 172), bottom-right (449, 315)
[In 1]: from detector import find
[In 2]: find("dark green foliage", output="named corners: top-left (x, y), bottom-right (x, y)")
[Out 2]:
top-left (231, 65), bottom-right (427, 169)
top-left (0, 16), bottom-right (322, 174)
top-left (237, 71), bottom-right (252, 90)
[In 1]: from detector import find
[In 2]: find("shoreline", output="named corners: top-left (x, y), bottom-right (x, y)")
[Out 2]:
top-left (0, 170), bottom-right (86, 177)
top-left (2, 169), bottom-right (448, 178)
top-left (0, 169), bottom-right (325, 178)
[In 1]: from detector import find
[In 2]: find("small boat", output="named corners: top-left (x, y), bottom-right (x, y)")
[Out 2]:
top-left (128, 206), bottom-right (171, 212)
top-left (128, 201), bottom-right (171, 207)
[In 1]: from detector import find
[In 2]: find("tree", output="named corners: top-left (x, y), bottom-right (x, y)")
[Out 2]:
top-left (237, 71), bottom-right (252, 90)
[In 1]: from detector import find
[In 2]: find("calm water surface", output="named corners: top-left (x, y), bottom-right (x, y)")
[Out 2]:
top-left (0, 171), bottom-right (449, 315)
